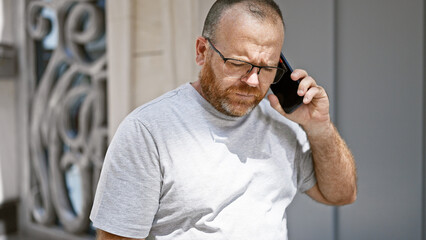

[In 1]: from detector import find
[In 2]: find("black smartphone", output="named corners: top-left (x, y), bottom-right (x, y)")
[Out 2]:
top-left (270, 53), bottom-right (303, 114)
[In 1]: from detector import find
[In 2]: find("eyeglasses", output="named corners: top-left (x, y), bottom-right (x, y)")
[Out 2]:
top-left (205, 37), bottom-right (287, 84)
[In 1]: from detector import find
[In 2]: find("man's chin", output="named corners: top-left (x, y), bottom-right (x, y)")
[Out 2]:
top-left (221, 101), bottom-right (256, 117)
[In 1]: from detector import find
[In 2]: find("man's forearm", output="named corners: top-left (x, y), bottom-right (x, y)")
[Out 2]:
top-left (306, 122), bottom-right (357, 205)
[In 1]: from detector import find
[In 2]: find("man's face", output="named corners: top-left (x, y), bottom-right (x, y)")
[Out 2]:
top-left (199, 53), bottom-right (264, 117)
top-left (198, 7), bottom-right (284, 117)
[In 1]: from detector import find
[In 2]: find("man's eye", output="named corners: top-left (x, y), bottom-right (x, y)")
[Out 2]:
top-left (230, 62), bottom-right (245, 67)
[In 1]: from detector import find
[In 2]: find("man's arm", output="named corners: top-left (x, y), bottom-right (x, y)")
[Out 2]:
top-left (96, 229), bottom-right (145, 240)
top-left (268, 69), bottom-right (357, 205)
top-left (304, 122), bottom-right (357, 205)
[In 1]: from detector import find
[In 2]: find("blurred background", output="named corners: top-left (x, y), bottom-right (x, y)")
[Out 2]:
top-left (0, 0), bottom-right (424, 239)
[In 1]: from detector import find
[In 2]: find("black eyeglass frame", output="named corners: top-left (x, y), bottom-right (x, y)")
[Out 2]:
top-left (204, 37), bottom-right (287, 83)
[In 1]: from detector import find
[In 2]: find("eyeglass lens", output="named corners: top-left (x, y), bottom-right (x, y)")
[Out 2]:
top-left (222, 59), bottom-right (285, 83)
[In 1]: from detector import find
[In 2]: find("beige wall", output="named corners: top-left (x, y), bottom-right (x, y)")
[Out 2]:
top-left (0, 0), bottom-right (13, 44)
top-left (107, 0), bottom-right (214, 138)
top-left (0, 0), bottom-right (18, 204)
top-left (0, 78), bottom-right (19, 203)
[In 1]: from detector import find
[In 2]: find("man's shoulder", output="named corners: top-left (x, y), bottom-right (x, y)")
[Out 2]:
top-left (127, 83), bottom-right (191, 121)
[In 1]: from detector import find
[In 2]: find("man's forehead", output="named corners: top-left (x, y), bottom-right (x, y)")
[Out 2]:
top-left (217, 3), bottom-right (283, 30)
top-left (215, 13), bottom-right (283, 49)
top-left (216, 6), bottom-right (284, 42)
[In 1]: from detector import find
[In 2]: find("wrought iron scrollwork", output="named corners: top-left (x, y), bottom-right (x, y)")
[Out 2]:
top-left (26, 0), bottom-right (107, 235)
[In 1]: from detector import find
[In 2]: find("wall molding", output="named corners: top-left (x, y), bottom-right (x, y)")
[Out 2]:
top-left (106, 0), bottom-right (135, 140)
top-left (422, 0), bottom-right (426, 238)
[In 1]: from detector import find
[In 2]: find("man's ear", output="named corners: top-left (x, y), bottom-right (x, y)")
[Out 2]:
top-left (195, 36), bottom-right (208, 66)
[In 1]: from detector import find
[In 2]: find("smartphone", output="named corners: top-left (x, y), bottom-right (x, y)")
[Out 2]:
top-left (270, 53), bottom-right (303, 114)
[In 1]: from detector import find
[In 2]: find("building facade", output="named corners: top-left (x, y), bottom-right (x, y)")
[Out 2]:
top-left (0, 0), bottom-right (425, 239)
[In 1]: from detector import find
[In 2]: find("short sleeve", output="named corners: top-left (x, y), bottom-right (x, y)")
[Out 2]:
top-left (90, 117), bottom-right (161, 239)
top-left (295, 130), bottom-right (317, 193)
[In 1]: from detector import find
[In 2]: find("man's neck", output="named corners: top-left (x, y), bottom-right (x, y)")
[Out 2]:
top-left (190, 80), bottom-right (205, 99)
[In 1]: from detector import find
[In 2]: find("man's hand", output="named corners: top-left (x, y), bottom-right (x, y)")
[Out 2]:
top-left (268, 69), bottom-right (330, 134)
top-left (268, 69), bottom-right (357, 206)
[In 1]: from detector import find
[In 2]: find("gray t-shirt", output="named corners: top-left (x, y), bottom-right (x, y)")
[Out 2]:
top-left (90, 83), bottom-right (316, 240)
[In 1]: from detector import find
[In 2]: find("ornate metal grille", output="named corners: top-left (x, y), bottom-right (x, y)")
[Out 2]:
top-left (25, 0), bottom-right (107, 236)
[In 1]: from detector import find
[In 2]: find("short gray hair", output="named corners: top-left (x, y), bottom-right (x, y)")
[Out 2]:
top-left (202, 0), bottom-right (285, 41)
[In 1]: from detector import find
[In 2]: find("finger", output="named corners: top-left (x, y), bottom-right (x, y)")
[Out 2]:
top-left (268, 94), bottom-right (287, 116)
top-left (303, 86), bottom-right (321, 104)
top-left (291, 69), bottom-right (308, 81)
top-left (298, 76), bottom-right (317, 96)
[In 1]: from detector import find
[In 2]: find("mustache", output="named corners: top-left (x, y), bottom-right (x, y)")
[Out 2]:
top-left (226, 84), bottom-right (261, 97)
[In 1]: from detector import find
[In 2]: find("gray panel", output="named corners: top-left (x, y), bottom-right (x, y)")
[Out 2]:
top-left (277, 1), bottom-right (336, 239)
top-left (336, 0), bottom-right (424, 239)
top-left (278, 0), bottom-right (336, 118)
top-left (423, 0), bottom-right (426, 239)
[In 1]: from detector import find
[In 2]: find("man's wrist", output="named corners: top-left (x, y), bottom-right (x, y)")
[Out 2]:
top-left (302, 120), bottom-right (334, 139)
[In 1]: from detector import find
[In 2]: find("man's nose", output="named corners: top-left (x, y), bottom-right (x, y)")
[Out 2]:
top-left (242, 67), bottom-right (260, 87)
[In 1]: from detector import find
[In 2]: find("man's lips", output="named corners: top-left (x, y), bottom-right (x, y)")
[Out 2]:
top-left (233, 91), bottom-right (259, 98)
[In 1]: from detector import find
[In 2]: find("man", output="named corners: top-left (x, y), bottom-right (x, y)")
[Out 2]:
top-left (90, 0), bottom-right (357, 239)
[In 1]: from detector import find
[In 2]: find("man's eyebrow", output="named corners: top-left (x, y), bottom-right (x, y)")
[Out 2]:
top-left (228, 55), bottom-right (279, 67)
